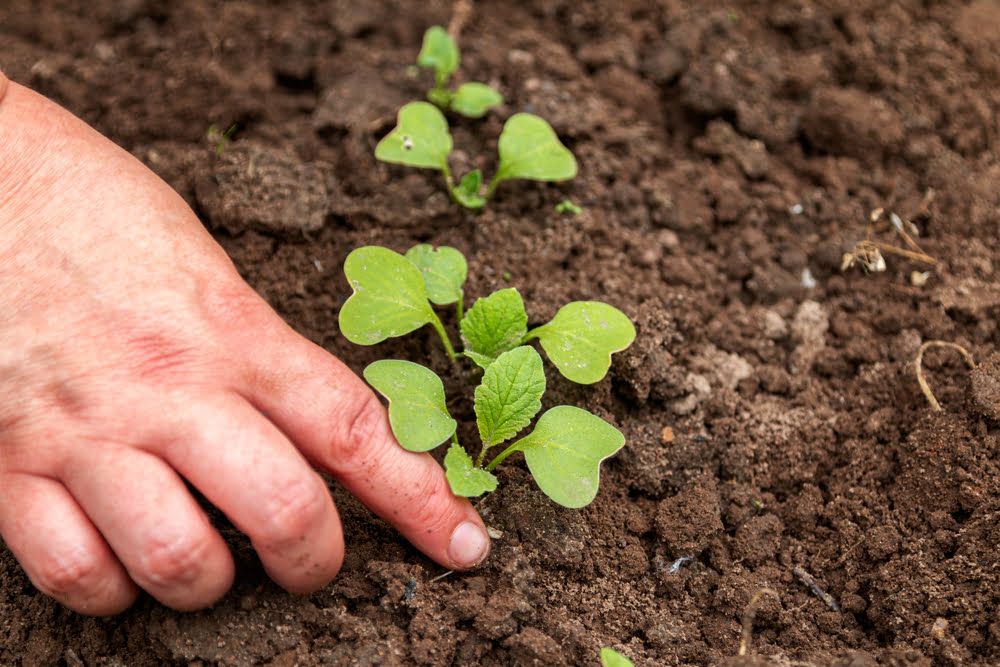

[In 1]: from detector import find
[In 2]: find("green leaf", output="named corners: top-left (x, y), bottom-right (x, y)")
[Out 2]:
top-left (450, 82), bottom-right (503, 118)
top-left (600, 647), bottom-right (634, 667)
top-left (555, 199), bottom-right (582, 215)
top-left (452, 169), bottom-right (487, 209)
top-left (427, 87), bottom-right (454, 109)
top-left (495, 113), bottom-right (577, 184)
top-left (515, 406), bottom-right (624, 509)
top-left (526, 301), bottom-right (636, 384)
top-left (405, 244), bottom-right (467, 306)
top-left (417, 26), bottom-right (459, 85)
top-left (463, 350), bottom-right (496, 370)
top-left (375, 102), bottom-right (453, 170)
top-left (338, 246), bottom-right (437, 345)
top-left (474, 346), bottom-right (545, 447)
top-left (444, 443), bottom-right (499, 497)
top-left (460, 288), bottom-right (528, 365)
top-left (363, 360), bottom-right (456, 452)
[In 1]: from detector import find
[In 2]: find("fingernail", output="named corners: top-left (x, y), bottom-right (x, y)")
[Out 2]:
top-left (448, 521), bottom-right (490, 568)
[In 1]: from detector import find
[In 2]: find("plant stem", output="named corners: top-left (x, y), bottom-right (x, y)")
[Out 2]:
top-left (485, 442), bottom-right (522, 472)
top-left (456, 293), bottom-right (464, 323)
top-left (429, 312), bottom-right (458, 362)
top-left (484, 174), bottom-right (503, 200)
top-left (475, 445), bottom-right (489, 468)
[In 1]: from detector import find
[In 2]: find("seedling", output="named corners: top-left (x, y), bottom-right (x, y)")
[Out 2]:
top-left (555, 199), bottom-right (583, 215)
top-left (417, 26), bottom-right (503, 118)
top-left (600, 648), bottom-right (634, 667)
top-left (338, 245), bottom-right (636, 507)
top-left (206, 123), bottom-right (238, 156)
top-left (376, 102), bottom-right (577, 209)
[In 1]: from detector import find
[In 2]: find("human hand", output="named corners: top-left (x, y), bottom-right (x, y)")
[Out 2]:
top-left (0, 75), bottom-right (490, 615)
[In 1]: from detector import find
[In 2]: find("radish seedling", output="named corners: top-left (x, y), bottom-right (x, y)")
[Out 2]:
top-left (338, 244), bottom-right (635, 507)
top-left (375, 102), bottom-right (577, 210)
top-left (417, 25), bottom-right (503, 118)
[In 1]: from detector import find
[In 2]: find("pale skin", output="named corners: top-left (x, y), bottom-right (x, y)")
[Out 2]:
top-left (0, 72), bottom-right (490, 615)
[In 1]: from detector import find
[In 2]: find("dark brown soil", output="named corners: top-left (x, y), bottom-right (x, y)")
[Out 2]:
top-left (3, 0), bottom-right (1000, 664)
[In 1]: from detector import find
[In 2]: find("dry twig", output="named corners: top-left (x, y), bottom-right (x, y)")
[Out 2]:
top-left (738, 588), bottom-right (780, 656)
top-left (915, 341), bottom-right (976, 411)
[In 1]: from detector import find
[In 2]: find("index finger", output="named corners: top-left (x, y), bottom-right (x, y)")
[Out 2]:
top-left (238, 319), bottom-right (491, 570)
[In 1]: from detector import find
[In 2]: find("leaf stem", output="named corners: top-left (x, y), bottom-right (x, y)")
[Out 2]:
top-left (456, 293), bottom-right (465, 324)
top-left (429, 312), bottom-right (458, 362)
top-left (484, 173), bottom-right (503, 200)
top-left (485, 442), bottom-right (522, 472)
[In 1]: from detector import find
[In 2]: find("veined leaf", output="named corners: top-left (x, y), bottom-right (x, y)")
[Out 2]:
top-left (474, 346), bottom-right (545, 447)
top-left (363, 360), bottom-right (456, 452)
top-left (338, 246), bottom-right (436, 345)
top-left (494, 113), bottom-right (577, 184)
top-left (525, 301), bottom-right (635, 384)
top-left (444, 443), bottom-right (498, 497)
top-left (515, 406), bottom-right (624, 509)
top-left (375, 102), bottom-right (452, 170)
top-left (460, 288), bottom-right (528, 366)
top-left (405, 244), bottom-right (467, 306)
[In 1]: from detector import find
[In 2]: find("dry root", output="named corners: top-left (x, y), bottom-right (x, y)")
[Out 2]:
top-left (739, 588), bottom-right (780, 656)
top-left (915, 341), bottom-right (976, 411)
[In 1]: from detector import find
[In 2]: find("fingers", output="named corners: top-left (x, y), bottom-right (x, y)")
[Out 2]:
top-left (59, 446), bottom-right (234, 611)
top-left (157, 393), bottom-right (344, 593)
top-left (0, 473), bottom-right (138, 615)
top-left (241, 333), bottom-right (491, 571)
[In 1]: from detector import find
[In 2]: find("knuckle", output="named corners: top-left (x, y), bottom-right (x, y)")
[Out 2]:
top-left (202, 282), bottom-right (272, 332)
top-left (256, 475), bottom-right (329, 548)
top-left (120, 330), bottom-right (199, 383)
top-left (34, 547), bottom-right (102, 597)
top-left (402, 467), bottom-right (455, 534)
top-left (137, 532), bottom-right (212, 588)
top-left (336, 392), bottom-right (391, 465)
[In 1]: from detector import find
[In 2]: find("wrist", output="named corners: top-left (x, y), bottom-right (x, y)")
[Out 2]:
top-left (0, 70), bottom-right (8, 106)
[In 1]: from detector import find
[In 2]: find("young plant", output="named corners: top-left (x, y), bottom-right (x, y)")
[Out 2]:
top-left (417, 25), bottom-right (503, 118)
top-left (375, 101), bottom-right (577, 210)
top-left (338, 245), bottom-right (636, 507)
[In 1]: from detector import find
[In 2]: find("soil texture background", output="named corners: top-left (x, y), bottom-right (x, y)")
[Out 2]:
top-left (2, 0), bottom-right (1000, 665)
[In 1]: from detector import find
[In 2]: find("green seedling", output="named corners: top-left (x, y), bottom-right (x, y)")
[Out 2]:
top-left (206, 123), bottom-right (238, 156)
top-left (555, 199), bottom-right (583, 215)
top-left (338, 244), bottom-right (635, 507)
top-left (376, 102), bottom-right (577, 209)
top-left (417, 25), bottom-right (503, 118)
top-left (600, 647), bottom-right (635, 667)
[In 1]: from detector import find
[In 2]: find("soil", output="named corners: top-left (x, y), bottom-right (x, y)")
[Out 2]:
top-left (2, 0), bottom-right (1000, 665)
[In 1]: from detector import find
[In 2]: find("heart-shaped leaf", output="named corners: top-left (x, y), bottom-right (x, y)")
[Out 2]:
top-left (375, 102), bottom-right (453, 170)
top-left (405, 244), bottom-right (467, 306)
top-left (451, 82), bottom-right (503, 118)
top-left (526, 301), bottom-right (636, 384)
top-left (460, 288), bottom-right (528, 367)
top-left (363, 360), bottom-right (456, 452)
top-left (452, 169), bottom-right (486, 209)
top-left (338, 246), bottom-right (437, 345)
top-left (474, 346), bottom-right (545, 447)
top-left (515, 406), bottom-right (624, 508)
top-left (494, 113), bottom-right (577, 184)
top-left (417, 26), bottom-right (459, 85)
top-left (444, 443), bottom-right (498, 497)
